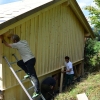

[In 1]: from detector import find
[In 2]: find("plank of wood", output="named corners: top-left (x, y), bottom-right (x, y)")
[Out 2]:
top-left (77, 93), bottom-right (88, 100)
top-left (59, 67), bottom-right (64, 92)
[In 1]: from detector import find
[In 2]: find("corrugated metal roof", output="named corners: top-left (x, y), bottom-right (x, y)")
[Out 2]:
top-left (0, 0), bottom-right (53, 24)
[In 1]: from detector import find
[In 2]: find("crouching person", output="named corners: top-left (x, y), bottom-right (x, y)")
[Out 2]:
top-left (41, 75), bottom-right (58, 100)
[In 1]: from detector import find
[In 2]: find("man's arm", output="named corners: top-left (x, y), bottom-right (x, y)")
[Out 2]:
top-left (2, 39), bottom-right (12, 48)
top-left (61, 69), bottom-right (72, 73)
top-left (66, 68), bottom-right (72, 72)
top-left (0, 35), bottom-right (12, 48)
top-left (61, 67), bottom-right (66, 73)
top-left (66, 62), bottom-right (72, 72)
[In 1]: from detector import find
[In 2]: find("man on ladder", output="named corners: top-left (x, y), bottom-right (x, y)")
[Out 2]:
top-left (0, 34), bottom-right (40, 98)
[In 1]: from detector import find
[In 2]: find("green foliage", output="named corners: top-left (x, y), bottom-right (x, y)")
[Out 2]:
top-left (85, 39), bottom-right (100, 57)
top-left (84, 0), bottom-right (100, 72)
top-left (85, 0), bottom-right (100, 28)
top-left (84, 38), bottom-right (100, 72)
top-left (55, 72), bottom-right (100, 100)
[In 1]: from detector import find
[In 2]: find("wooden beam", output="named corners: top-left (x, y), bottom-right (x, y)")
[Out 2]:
top-left (0, 90), bottom-right (4, 100)
top-left (59, 67), bottom-right (64, 92)
top-left (74, 65), bottom-right (78, 77)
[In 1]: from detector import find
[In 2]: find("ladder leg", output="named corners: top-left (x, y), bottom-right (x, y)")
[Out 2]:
top-left (30, 79), bottom-right (37, 92)
top-left (3, 55), bottom-right (46, 100)
top-left (12, 54), bottom-right (18, 61)
top-left (30, 78), bottom-right (46, 100)
top-left (40, 94), bottom-right (46, 100)
top-left (3, 56), bottom-right (33, 100)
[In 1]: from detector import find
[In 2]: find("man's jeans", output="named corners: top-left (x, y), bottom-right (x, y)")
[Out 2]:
top-left (17, 58), bottom-right (40, 93)
top-left (65, 74), bottom-right (74, 86)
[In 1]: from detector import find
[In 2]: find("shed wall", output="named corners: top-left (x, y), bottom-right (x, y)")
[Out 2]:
top-left (0, 39), bottom-right (2, 89)
top-left (1, 3), bottom-right (84, 91)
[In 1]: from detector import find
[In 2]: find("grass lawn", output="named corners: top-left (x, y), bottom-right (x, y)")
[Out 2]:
top-left (54, 72), bottom-right (100, 100)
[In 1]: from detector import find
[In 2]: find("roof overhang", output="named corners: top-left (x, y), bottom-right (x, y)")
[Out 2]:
top-left (69, 0), bottom-right (95, 38)
top-left (0, 0), bottom-right (95, 38)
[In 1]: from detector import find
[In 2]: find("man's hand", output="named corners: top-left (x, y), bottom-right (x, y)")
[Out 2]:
top-left (61, 71), bottom-right (65, 73)
top-left (66, 69), bottom-right (72, 72)
top-left (0, 35), bottom-right (12, 48)
top-left (50, 86), bottom-right (54, 89)
top-left (0, 35), bottom-right (4, 40)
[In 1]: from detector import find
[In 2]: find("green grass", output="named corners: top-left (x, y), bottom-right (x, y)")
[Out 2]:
top-left (55, 72), bottom-right (100, 100)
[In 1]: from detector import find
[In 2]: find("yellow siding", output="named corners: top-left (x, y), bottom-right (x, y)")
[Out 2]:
top-left (0, 39), bottom-right (3, 89)
top-left (1, 2), bottom-right (84, 95)
top-left (4, 82), bottom-right (33, 100)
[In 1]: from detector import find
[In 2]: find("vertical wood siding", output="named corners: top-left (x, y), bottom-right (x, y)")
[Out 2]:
top-left (2, 3), bottom-right (84, 91)
top-left (4, 82), bottom-right (33, 100)
top-left (0, 39), bottom-right (2, 89)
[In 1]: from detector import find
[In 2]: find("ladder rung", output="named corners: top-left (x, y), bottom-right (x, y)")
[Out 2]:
top-left (3, 55), bottom-right (46, 100)
top-left (21, 78), bottom-right (26, 82)
top-left (15, 69), bottom-right (22, 73)
top-left (32, 94), bottom-right (42, 99)
top-left (21, 78), bottom-right (29, 83)
top-left (27, 86), bottom-right (34, 91)
top-left (10, 61), bottom-right (17, 64)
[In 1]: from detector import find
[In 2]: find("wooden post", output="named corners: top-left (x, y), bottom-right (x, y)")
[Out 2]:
top-left (77, 64), bottom-right (81, 77)
top-left (74, 65), bottom-right (78, 77)
top-left (81, 61), bottom-right (84, 76)
top-left (0, 90), bottom-right (4, 100)
top-left (59, 67), bottom-right (64, 93)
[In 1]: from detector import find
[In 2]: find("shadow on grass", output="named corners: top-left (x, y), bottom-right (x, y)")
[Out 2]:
top-left (54, 72), bottom-right (90, 100)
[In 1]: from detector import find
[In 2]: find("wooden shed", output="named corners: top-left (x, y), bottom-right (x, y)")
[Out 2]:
top-left (0, 0), bottom-right (94, 100)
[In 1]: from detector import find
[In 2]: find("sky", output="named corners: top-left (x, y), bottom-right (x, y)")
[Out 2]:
top-left (0, 0), bottom-right (21, 4)
top-left (0, 0), bottom-right (94, 17)
top-left (77, 0), bottom-right (94, 16)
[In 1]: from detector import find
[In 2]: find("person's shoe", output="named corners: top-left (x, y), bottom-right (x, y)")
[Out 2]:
top-left (32, 92), bottom-right (40, 98)
top-left (24, 74), bottom-right (30, 79)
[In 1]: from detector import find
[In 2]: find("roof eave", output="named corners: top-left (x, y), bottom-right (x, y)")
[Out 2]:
top-left (0, 0), bottom-right (95, 39)
top-left (69, 0), bottom-right (95, 39)
top-left (0, 0), bottom-right (62, 30)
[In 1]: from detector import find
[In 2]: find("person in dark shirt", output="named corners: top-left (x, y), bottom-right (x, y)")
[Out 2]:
top-left (41, 75), bottom-right (57, 100)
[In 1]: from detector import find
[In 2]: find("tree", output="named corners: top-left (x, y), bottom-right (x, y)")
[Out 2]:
top-left (84, 39), bottom-right (100, 72)
top-left (85, 0), bottom-right (100, 40)
top-left (85, 0), bottom-right (100, 28)
top-left (84, 0), bottom-right (100, 72)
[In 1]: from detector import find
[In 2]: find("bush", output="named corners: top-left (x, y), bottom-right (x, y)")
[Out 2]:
top-left (84, 38), bottom-right (100, 72)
